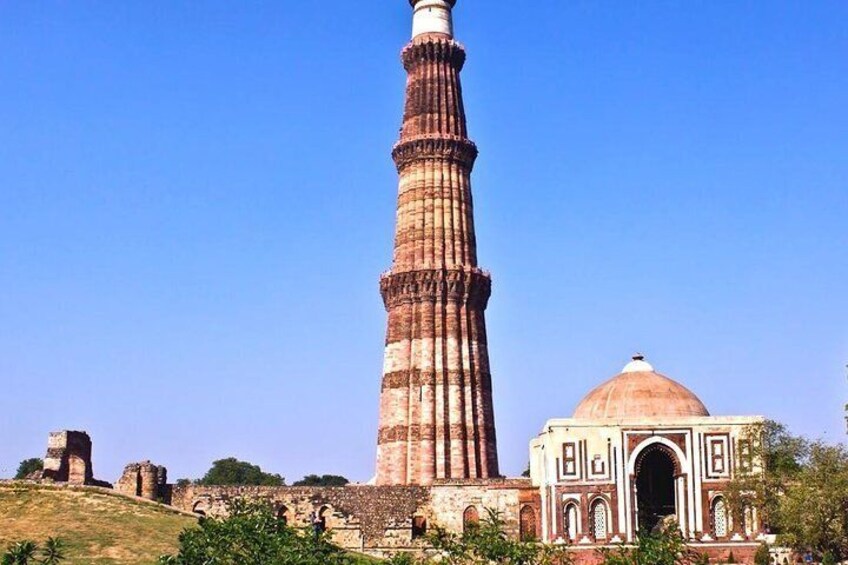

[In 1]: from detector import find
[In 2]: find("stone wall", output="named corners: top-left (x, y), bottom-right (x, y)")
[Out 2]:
top-left (115, 461), bottom-right (168, 502)
top-left (170, 479), bottom-right (536, 557)
top-left (40, 431), bottom-right (110, 487)
top-left (427, 479), bottom-right (537, 539)
top-left (172, 484), bottom-right (430, 555)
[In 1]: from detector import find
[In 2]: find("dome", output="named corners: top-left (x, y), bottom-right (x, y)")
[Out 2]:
top-left (573, 355), bottom-right (710, 419)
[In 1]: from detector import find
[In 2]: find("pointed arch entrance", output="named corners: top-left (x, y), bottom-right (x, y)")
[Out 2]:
top-left (634, 443), bottom-right (680, 533)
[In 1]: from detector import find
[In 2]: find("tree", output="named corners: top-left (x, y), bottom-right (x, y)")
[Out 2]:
top-left (197, 458), bottom-right (284, 487)
top-left (728, 421), bottom-right (848, 561)
top-left (14, 459), bottom-right (43, 480)
top-left (292, 475), bottom-right (349, 487)
top-left (159, 500), bottom-right (370, 565)
top-left (726, 420), bottom-right (809, 532)
top-left (773, 441), bottom-right (848, 560)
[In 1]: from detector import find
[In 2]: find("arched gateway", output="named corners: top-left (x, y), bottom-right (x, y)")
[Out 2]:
top-left (634, 444), bottom-right (679, 533)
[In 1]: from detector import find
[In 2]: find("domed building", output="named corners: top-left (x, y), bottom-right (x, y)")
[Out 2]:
top-left (529, 355), bottom-right (765, 560)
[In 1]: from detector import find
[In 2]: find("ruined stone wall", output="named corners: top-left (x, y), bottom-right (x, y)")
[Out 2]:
top-left (40, 431), bottom-right (109, 487)
top-left (170, 480), bottom-right (534, 557)
top-left (427, 479), bottom-right (536, 539)
top-left (158, 477), bottom-right (758, 561)
top-left (172, 484), bottom-right (431, 554)
top-left (115, 461), bottom-right (168, 502)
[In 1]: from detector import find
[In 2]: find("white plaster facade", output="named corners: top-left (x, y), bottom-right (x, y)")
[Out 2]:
top-left (529, 357), bottom-right (765, 549)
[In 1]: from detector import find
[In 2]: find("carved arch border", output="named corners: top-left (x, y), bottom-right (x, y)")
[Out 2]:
top-left (627, 436), bottom-right (687, 478)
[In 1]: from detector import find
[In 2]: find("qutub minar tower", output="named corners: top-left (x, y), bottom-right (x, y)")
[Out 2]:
top-left (376, 0), bottom-right (499, 485)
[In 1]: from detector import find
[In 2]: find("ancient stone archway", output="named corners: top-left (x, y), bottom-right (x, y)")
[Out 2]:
top-left (277, 505), bottom-right (289, 525)
top-left (519, 506), bottom-right (537, 541)
top-left (192, 501), bottom-right (208, 517)
top-left (316, 506), bottom-right (331, 533)
top-left (412, 516), bottom-right (428, 539)
top-left (635, 444), bottom-right (678, 533)
top-left (463, 506), bottom-right (479, 532)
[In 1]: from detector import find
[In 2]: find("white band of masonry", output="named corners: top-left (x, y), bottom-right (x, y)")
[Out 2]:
top-left (412, 0), bottom-right (453, 38)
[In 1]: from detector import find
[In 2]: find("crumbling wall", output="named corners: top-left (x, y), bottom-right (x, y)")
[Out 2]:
top-left (115, 461), bottom-right (168, 502)
top-left (427, 478), bottom-right (536, 540)
top-left (40, 431), bottom-right (109, 487)
top-left (169, 480), bottom-right (533, 557)
top-left (171, 484), bottom-right (431, 553)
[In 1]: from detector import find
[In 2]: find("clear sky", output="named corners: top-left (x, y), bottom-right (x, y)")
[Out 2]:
top-left (1, 1), bottom-right (846, 483)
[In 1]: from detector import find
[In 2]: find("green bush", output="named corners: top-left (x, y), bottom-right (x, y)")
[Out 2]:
top-left (427, 508), bottom-right (570, 565)
top-left (754, 544), bottom-right (770, 565)
top-left (598, 525), bottom-right (690, 565)
top-left (159, 500), bottom-right (368, 565)
top-left (13, 459), bottom-right (43, 480)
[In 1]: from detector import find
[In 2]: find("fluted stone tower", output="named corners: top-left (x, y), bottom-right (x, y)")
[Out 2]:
top-left (376, 0), bottom-right (499, 486)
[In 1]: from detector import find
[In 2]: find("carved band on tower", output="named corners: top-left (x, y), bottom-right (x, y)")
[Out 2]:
top-left (376, 0), bottom-right (500, 486)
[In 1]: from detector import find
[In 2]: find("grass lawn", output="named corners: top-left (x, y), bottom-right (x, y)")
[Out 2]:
top-left (0, 483), bottom-right (197, 564)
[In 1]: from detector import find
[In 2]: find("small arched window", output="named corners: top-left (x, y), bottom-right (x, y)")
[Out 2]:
top-left (463, 506), bottom-right (480, 532)
top-left (590, 499), bottom-right (608, 540)
top-left (519, 506), bottom-right (537, 541)
top-left (313, 506), bottom-right (330, 533)
top-left (743, 504), bottom-right (755, 537)
top-left (192, 501), bottom-right (207, 517)
top-left (277, 505), bottom-right (289, 526)
top-left (563, 502), bottom-right (579, 541)
top-left (712, 497), bottom-right (728, 538)
top-left (412, 516), bottom-right (428, 539)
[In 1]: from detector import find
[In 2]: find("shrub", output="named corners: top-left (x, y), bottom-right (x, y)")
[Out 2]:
top-left (2, 538), bottom-right (65, 565)
top-left (13, 459), bottom-right (43, 480)
top-left (159, 500), bottom-right (363, 564)
top-left (754, 544), bottom-right (770, 565)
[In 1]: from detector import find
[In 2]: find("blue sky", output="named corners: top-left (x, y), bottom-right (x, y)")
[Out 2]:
top-left (1, 1), bottom-right (846, 483)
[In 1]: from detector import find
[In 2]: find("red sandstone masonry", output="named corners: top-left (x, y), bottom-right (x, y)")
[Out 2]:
top-left (376, 1), bottom-right (499, 487)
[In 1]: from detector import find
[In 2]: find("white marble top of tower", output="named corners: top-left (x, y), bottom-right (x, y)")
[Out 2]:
top-left (411, 0), bottom-right (454, 38)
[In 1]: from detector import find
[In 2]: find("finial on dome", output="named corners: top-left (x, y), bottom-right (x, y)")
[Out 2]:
top-left (410, 0), bottom-right (455, 39)
top-left (622, 353), bottom-right (654, 373)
